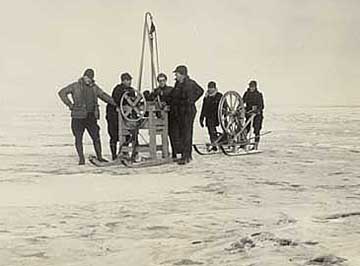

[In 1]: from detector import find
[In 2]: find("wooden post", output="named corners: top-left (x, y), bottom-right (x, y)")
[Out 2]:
top-left (148, 104), bottom-right (157, 159)
top-left (117, 100), bottom-right (170, 163)
top-left (118, 109), bottom-right (126, 153)
top-left (161, 109), bottom-right (169, 158)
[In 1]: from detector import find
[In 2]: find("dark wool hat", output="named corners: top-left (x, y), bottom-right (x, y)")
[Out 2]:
top-left (121, 72), bottom-right (133, 81)
top-left (157, 73), bottom-right (168, 81)
top-left (83, 68), bottom-right (95, 80)
top-left (208, 81), bottom-right (217, 88)
top-left (173, 65), bottom-right (188, 75)
top-left (249, 80), bottom-right (257, 87)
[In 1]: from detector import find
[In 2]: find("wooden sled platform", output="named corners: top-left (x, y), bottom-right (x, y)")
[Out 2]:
top-left (89, 155), bottom-right (174, 168)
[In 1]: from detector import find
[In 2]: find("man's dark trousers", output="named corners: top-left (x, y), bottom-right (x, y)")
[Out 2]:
top-left (178, 106), bottom-right (191, 160)
top-left (206, 119), bottom-right (218, 144)
top-left (106, 114), bottom-right (119, 159)
top-left (245, 113), bottom-right (263, 142)
top-left (168, 112), bottom-right (181, 158)
top-left (71, 112), bottom-right (101, 160)
top-left (189, 106), bottom-right (196, 159)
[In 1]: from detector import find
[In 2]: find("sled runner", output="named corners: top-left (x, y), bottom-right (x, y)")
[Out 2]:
top-left (89, 155), bottom-right (173, 168)
top-left (193, 91), bottom-right (270, 157)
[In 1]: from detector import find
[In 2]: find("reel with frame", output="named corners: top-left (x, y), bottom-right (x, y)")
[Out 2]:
top-left (116, 12), bottom-right (171, 166)
top-left (90, 12), bottom-right (171, 167)
top-left (119, 89), bottom-right (147, 128)
top-left (193, 90), bottom-right (268, 156)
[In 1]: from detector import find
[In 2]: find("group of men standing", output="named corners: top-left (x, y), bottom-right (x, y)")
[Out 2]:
top-left (199, 79), bottom-right (264, 150)
top-left (58, 65), bottom-right (264, 165)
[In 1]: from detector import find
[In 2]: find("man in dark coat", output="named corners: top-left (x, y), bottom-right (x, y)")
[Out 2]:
top-left (243, 80), bottom-right (264, 149)
top-left (106, 73), bottom-right (135, 160)
top-left (151, 73), bottom-right (173, 104)
top-left (172, 65), bottom-right (204, 165)
top-left (58, 68), bottom-right (116, 165)
top-left (151, 73), bottom-right (179, 158)
top-left (200, 81), bottom-right (223, 149)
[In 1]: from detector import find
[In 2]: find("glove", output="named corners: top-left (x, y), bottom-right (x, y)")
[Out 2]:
top-left (68, 104), bottom-right (74, 111)
top-left (200, 120), bottom-right (204, 128)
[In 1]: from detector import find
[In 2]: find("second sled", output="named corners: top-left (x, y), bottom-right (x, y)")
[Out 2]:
top-left (193, 90), bottom-right (270, 157)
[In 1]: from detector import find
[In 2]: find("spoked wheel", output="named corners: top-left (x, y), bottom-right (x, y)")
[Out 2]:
top-left (120, 89), bottom-right (147, 123)
top-left (218, 90), bottom-right (246, 142)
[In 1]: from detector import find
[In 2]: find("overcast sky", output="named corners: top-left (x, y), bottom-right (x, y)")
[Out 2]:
top-left (0, 0), bottom-right (359, 109)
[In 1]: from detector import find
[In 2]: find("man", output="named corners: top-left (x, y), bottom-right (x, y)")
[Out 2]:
top-left (151, 73), bottom-right (178, 158)
top-left (106, 73), bottom-right (136, 160)
top-left (243, 80), bottom-right (264, 149)
top-left (58, 68), bottom-right (116, 165)
top-left (172, 65), bottom-right (204, 165)
top-left (152, 73), bottom-right (173, 104)
top-left (200, 81), bottom-right (223, 150)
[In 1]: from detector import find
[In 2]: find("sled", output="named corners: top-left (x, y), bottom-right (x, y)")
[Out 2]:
top-left (192, 143), bottom-right (223, 156)
top-left (89, 155), bottom-right (174, 168)
top-left (194, 90), bottom-right (270, 157)
top-left (220, 146), bottom-right (263, 156)
top-left (120, 157), bottom-right (174, 168)
top-left (89, 155), bottom-right (122, 167)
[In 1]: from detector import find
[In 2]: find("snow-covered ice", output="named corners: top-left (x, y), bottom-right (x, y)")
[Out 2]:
top-left (0, 105), bottom-right (359, 266)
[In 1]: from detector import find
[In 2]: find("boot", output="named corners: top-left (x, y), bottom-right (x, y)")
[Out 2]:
top-left (75, 141), bottom-right (85, 165)
top-left (177, 158), bottom-right (187, 165)
top-left (172, 154), bottom-right (179, 162)
top-left (254, 142), bottom-right (259, 150)
top-left (209, 145), bottom-right (218, 152)
top-left (177, 154), bottom-right (189, 165)
top-left (94, 140), bottom-right (108, 162)
top-left (110, 143), bottom-right (117, 160)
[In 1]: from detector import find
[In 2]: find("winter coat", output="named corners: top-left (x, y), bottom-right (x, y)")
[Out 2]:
top-left (200, 92), bottom-right (223, 126)
top-left (171, 76), bottom-right (204, 117)
top-left (151, 85), bottom-right (173, 105)
top-left (106, 83), bottom-right (136, 121)
top-left (58, 78), bottom-right (115, 119)
top-left (243, 88), bottom-right (264, 114)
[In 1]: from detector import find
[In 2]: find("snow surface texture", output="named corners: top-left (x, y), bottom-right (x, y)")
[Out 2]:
top-left (0, 106), bottom-right (359, 266)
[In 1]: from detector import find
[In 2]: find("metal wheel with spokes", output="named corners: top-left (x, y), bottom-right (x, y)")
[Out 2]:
top-left (120, 89), bottom-right (147, 123)
top-left (218, 90), bottom-right (246, 138)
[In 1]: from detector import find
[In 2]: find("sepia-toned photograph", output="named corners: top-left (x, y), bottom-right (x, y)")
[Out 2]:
top-left (0, 0), bottom-right (359, 265)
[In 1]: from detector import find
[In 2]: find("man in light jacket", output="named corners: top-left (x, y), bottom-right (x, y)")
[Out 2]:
top-left (58, 68), bottom-right (116, 165)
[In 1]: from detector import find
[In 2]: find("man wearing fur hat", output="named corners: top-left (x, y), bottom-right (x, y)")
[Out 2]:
top-left (58, 68), bottom-right (116, 165)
